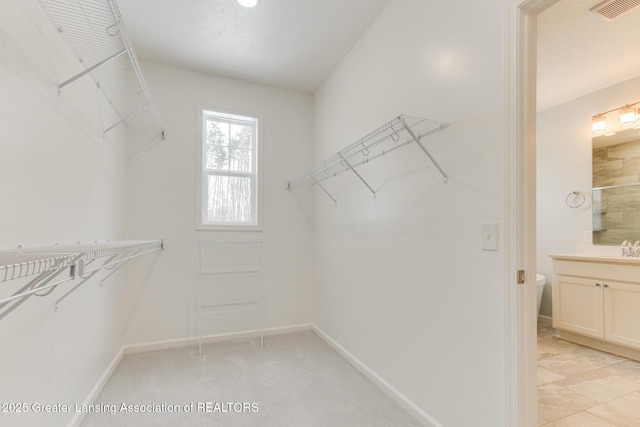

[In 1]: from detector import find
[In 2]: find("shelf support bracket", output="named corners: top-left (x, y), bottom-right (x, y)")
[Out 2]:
top-left (338, 153), bottom-right (376, 196)
top-left (0, 255), bottom-right (81, 320)
top-left (402, 119), bottom-right (448, 183)
top-left (103, 103), bottom-right (148, 136)
top-left (58, 49), bottom-right (128, 90)
top-left (308, 173), bottom-right (338, 205)
top-left (54, 253), bottom-right (119, 308)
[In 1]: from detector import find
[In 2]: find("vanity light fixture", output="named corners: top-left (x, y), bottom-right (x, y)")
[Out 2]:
top-left (592, 100), bottom-right (640, 134)
top-left (237, 0), bottom-right (258, 7)
top-left (592, 114), bottom-right (607, 134)
top-left (620, 105), bottom-right (637, 126)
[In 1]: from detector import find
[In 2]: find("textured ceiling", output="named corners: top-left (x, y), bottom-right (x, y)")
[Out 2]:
top-left (116, 0), bottom-right (391, 93)
top-left (537, 0), bottom-right (640, 111)
top-left (116, 0), bottom-right (639, 106)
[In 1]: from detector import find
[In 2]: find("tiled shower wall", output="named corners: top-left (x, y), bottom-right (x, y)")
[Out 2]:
top-left (593, 138), bottom-right (640, 244)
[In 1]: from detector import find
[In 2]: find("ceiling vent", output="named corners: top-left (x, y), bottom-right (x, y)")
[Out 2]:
top-left (589, 0), bottom-right (640, 21)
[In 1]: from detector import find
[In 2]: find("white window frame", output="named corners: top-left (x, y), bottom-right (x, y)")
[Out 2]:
top-left (196, 107), bottom-right (262, 231)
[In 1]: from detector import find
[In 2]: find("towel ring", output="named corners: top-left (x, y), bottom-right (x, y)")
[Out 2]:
top-left (566, 191), bottom-right (585, 208)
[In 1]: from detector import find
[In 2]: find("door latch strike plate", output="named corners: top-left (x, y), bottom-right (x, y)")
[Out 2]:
top-left (517, 270), bottom-right (525, 284)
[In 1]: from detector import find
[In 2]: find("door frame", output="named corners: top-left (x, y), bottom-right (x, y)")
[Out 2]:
top-left (504, 0), bottom-right (559, 425)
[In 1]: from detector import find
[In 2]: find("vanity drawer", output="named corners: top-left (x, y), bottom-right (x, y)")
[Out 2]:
top-left (553, 258), bottom-right (640, 284)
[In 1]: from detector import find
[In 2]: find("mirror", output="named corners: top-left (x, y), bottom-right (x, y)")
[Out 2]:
top-left (593, 127), bottom-right (640, 245)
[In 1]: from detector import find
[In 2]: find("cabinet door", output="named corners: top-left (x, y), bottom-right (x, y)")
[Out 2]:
top-left (604, 281), bottom-right (640, 349)
top-left (552, 274), bottom-right (604, 338)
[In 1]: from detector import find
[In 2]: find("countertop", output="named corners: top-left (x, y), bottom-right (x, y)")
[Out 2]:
top-left (550, 253), bottom-right (640, 265)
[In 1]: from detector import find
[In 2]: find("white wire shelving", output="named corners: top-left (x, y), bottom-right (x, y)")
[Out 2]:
top-left (196, 239), bottom-right (264, 356)
top-left (0, 240), bottom-right (163, 320)
top-left (287, 115), bottom-right (450, 204)
top-left (37, 0), bottom-right (165, 162)
top-left (0, 253), bottom-right (77, 284)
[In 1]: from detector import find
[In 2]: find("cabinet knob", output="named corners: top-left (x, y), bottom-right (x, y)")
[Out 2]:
top-left (604, 284), bottom-right (609, 288)
top-left (596, 283), bottom-right (601, 287)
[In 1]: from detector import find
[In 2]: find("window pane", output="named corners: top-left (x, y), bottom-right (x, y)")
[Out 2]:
top-left (230, 148), bottom-right (252, 172)
top-left (229, 123), bottom-right (253, 172)
top-left (231, 123), bottom-right (253, 149)
top-left (206, 146), bottom-right (229, 170)
top-left (206, 175), bottom-right (253, 223)
top-left (205, 120), bottom-right (230, 170)
top-left (201, 110), bottom-right (258, 228)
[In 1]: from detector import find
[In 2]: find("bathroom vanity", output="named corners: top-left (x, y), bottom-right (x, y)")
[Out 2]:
top-left (550, 254), bottom-right (640, 361)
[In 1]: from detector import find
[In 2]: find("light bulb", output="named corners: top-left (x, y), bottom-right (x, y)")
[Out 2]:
top-left (619, 105), bottom-right (637, 126)
top-left (592, 115), bottom-right (606, 134)
top-left (237, 0), bottom-right (258, 7)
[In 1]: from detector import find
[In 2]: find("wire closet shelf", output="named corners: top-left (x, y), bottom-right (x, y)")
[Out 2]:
top-left (196, 239), bottom-right (264, 356)
top-left (287, 115), bottom-right (450, 203)
top-left (0, 240), bottom-right (163, 320)
top-left (37, 0), bottom-right (165, 160)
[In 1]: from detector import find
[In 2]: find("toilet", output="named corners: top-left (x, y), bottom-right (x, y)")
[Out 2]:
top-left (536, 273), bottom-right (546, 315)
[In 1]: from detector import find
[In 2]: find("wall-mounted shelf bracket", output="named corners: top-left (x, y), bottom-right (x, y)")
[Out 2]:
top-left (339, 153), bottom-right (376, 196)
top-left (401, 117), bottom-right (449, 183)
top-left (308, 173), bottom-right (338, 205)
top-left (0, 253), bottom-right (81, 320)
top-left (103, 103), bottom-right (148, 137)
top-left (58, 49), bottom-right (128, 90)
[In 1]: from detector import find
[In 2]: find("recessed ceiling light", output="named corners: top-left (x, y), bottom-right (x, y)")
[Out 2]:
top-left (237, 0), bottom-right (258, 7)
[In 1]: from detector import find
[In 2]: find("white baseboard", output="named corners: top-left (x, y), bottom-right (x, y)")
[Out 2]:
top-left (537, 314), bottom-right (552, 325)
top-left (123, 323), bottom-right (313, 354)
top-left (67, 347), bottom-right (124, 427)
top-left (311, 325), bottom-right (442, 427)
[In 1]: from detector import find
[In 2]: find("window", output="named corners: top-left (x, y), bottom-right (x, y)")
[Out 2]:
top-left (198, 109), bottom-right (260, 229)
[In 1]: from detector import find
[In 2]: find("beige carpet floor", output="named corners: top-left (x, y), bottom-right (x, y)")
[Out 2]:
top-left (81, 331), bottom-right (421, 427)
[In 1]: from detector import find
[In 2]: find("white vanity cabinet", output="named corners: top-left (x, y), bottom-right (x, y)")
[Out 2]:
top-left (551, 254), bottom-right (640, 359)
top-left (553, 275), bottom-right (604, 338)
top-left (604, 280), bottom-right (640, 349)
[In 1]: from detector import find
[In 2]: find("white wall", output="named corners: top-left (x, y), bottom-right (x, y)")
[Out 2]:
top-left (0, 1), bottom-right (140, 426)
top-left (312, 0), bottom-right (506, 425)
top-left (123, 61), bottom-right (314, 345)
top-left (536, 75), bottom-right (640, 317)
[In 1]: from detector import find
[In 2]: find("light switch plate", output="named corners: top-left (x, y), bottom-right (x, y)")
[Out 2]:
top-left (482, 222), bottom-right (498, 251)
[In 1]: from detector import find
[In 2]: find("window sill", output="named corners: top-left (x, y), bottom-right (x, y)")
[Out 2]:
top-left (196, 224), bottom-right (263, 232)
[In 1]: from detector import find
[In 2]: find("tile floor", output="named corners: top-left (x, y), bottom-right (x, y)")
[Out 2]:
top-left (538, 323), bottom-right (640, 426)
